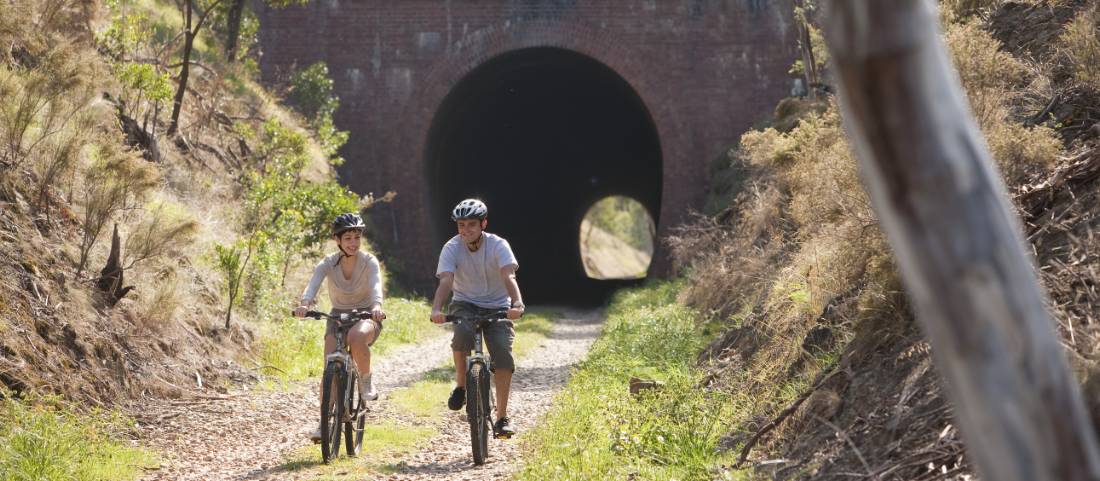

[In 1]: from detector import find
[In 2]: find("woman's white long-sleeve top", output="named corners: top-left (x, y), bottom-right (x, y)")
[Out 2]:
top-left (300, 251), bottom-right (383, 310)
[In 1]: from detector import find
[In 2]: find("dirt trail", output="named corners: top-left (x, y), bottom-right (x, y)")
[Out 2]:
top-left (135, 309), bottom-right (603, 481)
top-left (380, 309), bottom-right (604, 481)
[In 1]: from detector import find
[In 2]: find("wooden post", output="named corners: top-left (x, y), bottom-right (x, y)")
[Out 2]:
top-left (820, 1), bottom-right (1100, 479)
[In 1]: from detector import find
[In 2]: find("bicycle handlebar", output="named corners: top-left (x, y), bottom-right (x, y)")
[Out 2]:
top-left (443, 312), bottom-right (509, 323)
top-left (291, 309), bottom-right (386, 322)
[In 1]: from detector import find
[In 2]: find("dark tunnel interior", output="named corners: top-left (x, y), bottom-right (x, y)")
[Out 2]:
top-left (425, 47), bottom-right (662, 305)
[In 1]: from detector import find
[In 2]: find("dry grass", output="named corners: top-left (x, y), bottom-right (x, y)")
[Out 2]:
top-left (1060, 4), bottom-right (1100, 91)
top-left (946, 19), bottom-right (1061, 186)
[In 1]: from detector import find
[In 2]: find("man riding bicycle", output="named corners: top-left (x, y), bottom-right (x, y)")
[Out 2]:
top-left (294, 213), bottom-right (386, 442)
top-left (430, 199), bottom-right (525, 438)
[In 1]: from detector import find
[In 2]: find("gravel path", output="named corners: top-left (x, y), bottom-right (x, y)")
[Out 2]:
top-left (381, 308), bottom-right (604, 481)
top-left (135, 309), bottom-right (603, 481)
top-left (135, 332), bottom-right (453, 481)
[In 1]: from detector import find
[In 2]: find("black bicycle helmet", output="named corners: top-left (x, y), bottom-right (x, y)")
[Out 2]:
top-left (451, 199), bottom-right (488, 221)
top-left (332, 212), bottom-right (366, 236)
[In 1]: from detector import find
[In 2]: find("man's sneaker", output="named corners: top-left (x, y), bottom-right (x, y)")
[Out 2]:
top-left (308, 427), bottom-right (322, 443)
top-left (360, 373), bottom-right (378, 401)
top-left (447, 386), bottom-right (466, 411)
top-left (493, 417), bottom-right (515, 439)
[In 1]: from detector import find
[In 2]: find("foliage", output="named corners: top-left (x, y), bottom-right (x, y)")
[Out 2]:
top-left (0, 392), bottom-right (157, 481)
top-left (96, 0), bottom-right (153, 59)
top-left (1059, 5), bottom-right (1100, 92)
top-left (76, 141), bottom-right (160, 275)
top-left (123, 199), bottom-right (199, 270)
top-left (288, 62), bottom-right (348, 164)
top-left (0, 44), bottom-right (98, 169)
top-left (945, 20), bottom-right (1059, 186)
top-left (114, 62), bottom-right (173, 115)
top-left (216, 119), bottom-right (361, 326)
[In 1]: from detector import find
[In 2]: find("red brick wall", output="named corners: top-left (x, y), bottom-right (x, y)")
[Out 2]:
top-left (257, 0), bottom-right (798, 289)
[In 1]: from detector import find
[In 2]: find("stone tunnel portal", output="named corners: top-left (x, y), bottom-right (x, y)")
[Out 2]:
top-left (425, 47), bottom-right (662, 305)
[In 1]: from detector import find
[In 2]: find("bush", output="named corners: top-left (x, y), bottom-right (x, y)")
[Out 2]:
top-left (76, 140), bottom-right (159, 275)
top-left (1059, 5), bottom-right (1100, 92)
top-left (287, 62), bottom-right (348, 163)
top-left (124, 199), bottom-right (199, 270)
top-left (945, 19), bottom-right (1059, 186)
top-left (0, 44), bottom-right (99, 168)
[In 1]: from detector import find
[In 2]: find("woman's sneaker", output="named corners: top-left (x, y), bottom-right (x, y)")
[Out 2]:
top-left (447, 386), bottom-right (466, 410)
top-left (360, 373), bottom-right (378, 401)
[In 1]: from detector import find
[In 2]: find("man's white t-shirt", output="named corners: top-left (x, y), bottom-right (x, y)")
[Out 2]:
top-left (435, 232), bottom-right (519, 309)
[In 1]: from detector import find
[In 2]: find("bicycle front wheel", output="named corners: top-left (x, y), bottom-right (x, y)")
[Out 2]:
top-left (466, 362), bottom-right (490, 465)
top-left (345, 370), bottom-right (365, 456)
top-left (320, 363), bottom-right (345, 462)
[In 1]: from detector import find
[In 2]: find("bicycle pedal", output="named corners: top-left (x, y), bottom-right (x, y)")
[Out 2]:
top-left (494, 432), bottom-right (514, 440)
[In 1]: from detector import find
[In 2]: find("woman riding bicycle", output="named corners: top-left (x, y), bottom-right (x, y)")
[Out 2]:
top-left (293, 213), bottom-right (385, 442)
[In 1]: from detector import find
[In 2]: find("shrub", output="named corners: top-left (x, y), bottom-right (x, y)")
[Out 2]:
top-left (0, 44), bottom-right (98, 168)
top-left (75, 141), bottom-right (159, 275)
top-left (124, 199), bottom-right (200, 270)
top-left (287, 62), bottom-right (348, 163)
top-left (945, 19), bottom-right (1060, 186)
top-left (1059, 5), bottom-right (1100, 92)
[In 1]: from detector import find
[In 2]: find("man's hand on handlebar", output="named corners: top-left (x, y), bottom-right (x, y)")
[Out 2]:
top-left (507, 302), bottom-right (525, 320)
top-left (430, 310), bottom-right (446, 324)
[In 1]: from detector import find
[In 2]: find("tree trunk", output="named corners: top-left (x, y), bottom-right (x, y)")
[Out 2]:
top-left (799, 16), bottom-right (818, 99)
top-left (224, 0), bottom-right (246, 62)
top-left (167, 0), bottom-right (194, 136)
top-left (821, 1), bottom-right (1100, 480)
top-left (96, 224), bottom-right (134, 306)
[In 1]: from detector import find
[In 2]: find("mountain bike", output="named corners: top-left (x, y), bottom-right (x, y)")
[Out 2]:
top-left (296, 309), bottom-right (380, 463)
top-left (445, 311), bottom-right (510, 465)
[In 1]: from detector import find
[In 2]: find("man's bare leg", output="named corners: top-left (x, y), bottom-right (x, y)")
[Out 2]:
top-left (494, 369), bottom-right (512, 418)
top-left (454, 351), bottom-right (468, 387)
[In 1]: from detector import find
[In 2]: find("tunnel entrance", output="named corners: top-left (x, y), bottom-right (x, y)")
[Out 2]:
top-left (425, 47), bottom-right (662, 305)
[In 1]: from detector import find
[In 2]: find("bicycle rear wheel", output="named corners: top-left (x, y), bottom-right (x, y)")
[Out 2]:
top-left (344, 370), bottom-right (365, 456)
top-left (320, 363), bottom-right (345, 462)
top-left (466, 362), bottom-right (490, 465)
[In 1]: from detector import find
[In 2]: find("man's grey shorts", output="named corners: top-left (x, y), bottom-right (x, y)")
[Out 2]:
top-left (449, 301), bottom-right (515, 372)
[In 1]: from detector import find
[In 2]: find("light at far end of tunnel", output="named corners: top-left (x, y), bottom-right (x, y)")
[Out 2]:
top-left (580, 196), bottom-right (655, 280)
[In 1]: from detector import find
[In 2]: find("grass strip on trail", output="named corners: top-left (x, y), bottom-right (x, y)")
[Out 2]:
top-left (517, 281), bottom-right (738, 481)
top-left (0, 392), bottom-right (158, 481)
top-left (388, 308), bottom-right (555, 421)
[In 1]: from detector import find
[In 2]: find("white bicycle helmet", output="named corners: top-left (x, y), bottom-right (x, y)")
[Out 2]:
top-left (451, 198), bottom-right (488, 221)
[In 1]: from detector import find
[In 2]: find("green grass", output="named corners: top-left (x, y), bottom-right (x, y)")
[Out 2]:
top-left (256, 296), bottom-right (436, 387)
top-left (518, 280), bottom-right (740, 481)
top-left (0, 394), bottom-right (158, 481)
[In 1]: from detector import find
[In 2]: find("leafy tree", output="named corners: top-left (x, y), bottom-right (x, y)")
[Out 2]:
top-left (167, 0), bottom-right (225, 136)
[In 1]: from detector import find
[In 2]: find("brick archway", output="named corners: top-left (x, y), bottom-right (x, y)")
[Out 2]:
top-left (257, 0), bottom-right (798, 297)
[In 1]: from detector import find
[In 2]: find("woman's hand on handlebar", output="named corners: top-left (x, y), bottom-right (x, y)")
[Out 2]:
top-left (371, 306), bottom-right (385, 323)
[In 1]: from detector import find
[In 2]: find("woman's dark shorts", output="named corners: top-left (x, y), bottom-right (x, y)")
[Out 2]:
top-left (326, 308), bottom-right (382, 347)
top-left (448, 301), bottom-right (515, 372)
